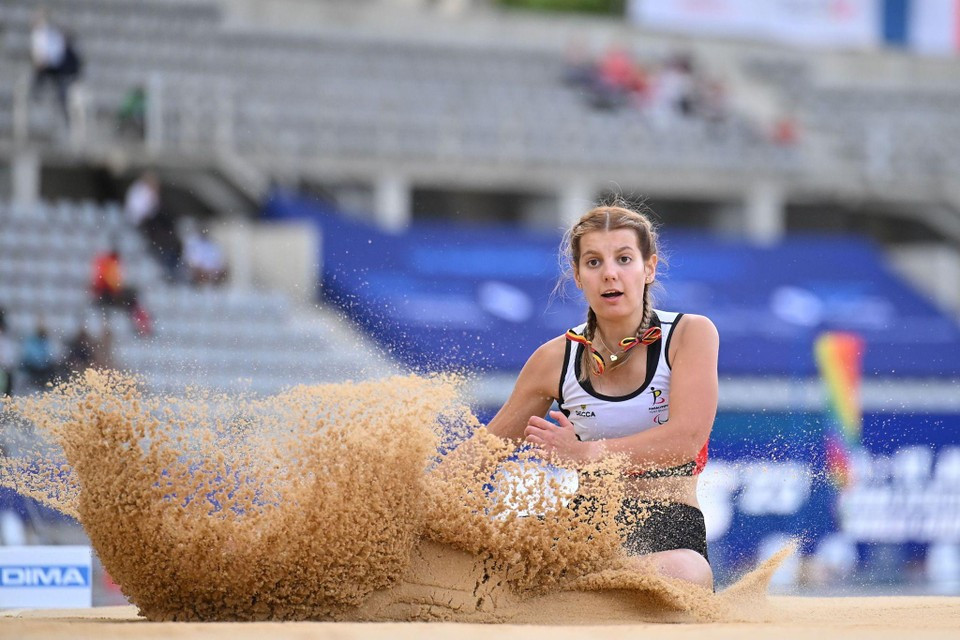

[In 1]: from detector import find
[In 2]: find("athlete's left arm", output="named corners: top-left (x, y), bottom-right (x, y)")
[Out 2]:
top-left (526, 315), bottom-right (718, 469)
top-left (596, 314), bottom-right (718, 469)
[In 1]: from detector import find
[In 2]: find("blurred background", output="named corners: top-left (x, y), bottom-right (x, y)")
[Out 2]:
top-left (1, 0), bottom-right (959, 602)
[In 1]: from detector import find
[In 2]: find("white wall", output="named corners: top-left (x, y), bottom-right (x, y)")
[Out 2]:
top-left (214, 220), bottom-right (321, 305)
top-left (888, 244), bottom-right (960, 321)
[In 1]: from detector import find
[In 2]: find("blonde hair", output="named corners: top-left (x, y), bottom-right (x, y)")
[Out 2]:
top-left (560, 201), bottom-right (662, 380)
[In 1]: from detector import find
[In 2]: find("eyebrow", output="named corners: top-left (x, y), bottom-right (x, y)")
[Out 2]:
top-left (582, 246), bottom-right (637, 256)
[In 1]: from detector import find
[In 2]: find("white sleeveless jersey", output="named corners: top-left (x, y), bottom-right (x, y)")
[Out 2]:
top-left (559, 310), bottom-right (682, 442)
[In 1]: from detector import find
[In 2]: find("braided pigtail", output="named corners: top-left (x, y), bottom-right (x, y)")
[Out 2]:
top-left (579, 307), bottom-right (598, 382)
top-left (639, 278), bottom-right (652, 333)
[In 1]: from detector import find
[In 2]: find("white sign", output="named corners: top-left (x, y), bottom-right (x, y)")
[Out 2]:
top-left (0, 546), bottom-right (92, 609)
top-left (839, 446), bottom-right (960, 543)
top-left (628, 0), bottom-right (881, 49)
top-left (909, 0), bottom-right (960, 55)
top-left (698, 460), bottom-right (813, 541)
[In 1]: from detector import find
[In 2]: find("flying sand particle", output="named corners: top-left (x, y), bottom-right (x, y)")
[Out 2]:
top-left (0, 369), bottom-right (788, 623)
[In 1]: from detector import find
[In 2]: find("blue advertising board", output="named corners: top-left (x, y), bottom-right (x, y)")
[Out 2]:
top-left (262, 191), bottom-right (960, 378)
top-left (702, 410), bottom-right (960, 585)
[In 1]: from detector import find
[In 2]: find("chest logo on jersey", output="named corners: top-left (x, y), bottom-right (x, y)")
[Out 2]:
top-left (575, 404), bottom-right (596, 418)
top-left (648, 386), bottom-right (669, 425)
top-left (651, 388), bottom-right (667, 405)
top-left (648, 387), bottom-right (669, 415)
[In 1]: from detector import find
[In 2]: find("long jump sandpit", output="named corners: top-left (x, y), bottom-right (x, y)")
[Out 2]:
top-left (4, 596), bottom-right (960, 640)
top-left (4, 376), bottom-right (959, 639)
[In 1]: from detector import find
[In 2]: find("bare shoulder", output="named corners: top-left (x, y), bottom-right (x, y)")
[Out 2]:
top-left (532, 334), bottom-right (567, 361)
top-left (486, 335), bottom-right (568, 439)
top-left (505, 334), bottom-right (566, 398)
top-left (675, 314), bottom-right (718, 340)
top-left (670, 314), bottom-right (719, 359)
top-left (523, 334), bottom-right (567, 381)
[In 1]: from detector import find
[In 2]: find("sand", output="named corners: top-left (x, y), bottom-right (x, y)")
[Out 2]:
top-left (5, 370), bottom-right (954, 634)
top-left (4, 597), bottom-right (960, 640)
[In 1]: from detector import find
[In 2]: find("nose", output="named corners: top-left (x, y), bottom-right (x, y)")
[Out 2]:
top-left (601, 261), bottom-right (618, 280)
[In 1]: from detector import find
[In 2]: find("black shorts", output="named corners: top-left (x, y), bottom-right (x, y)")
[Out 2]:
top-left (571, 496), bottom-right (709, 562)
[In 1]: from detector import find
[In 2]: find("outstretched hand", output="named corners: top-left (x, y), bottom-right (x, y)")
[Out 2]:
top-left (524, 410), bottom-right (597, 465)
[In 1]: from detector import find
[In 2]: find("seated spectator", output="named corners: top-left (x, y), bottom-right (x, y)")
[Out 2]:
top-left (599, 47), bottom-right (637, 92)
top-left (63, 327), bottom-right (97, 375)
top-left (670, 54), bottom-right (697, 117)
top-left (562, 39), bottom-right (597, 88)
top-left (20, 322), bottom-right (59, 391)
top-left (124, 171), bottom-right (160, 228)
top-left (125, 171), bottom-right (182, 281)
top-left (0, 308), bottom-right (17, 396)
top-left (183, 223), bottom-right (228, 286)
top-left (148, 211), bottom-right (184, 282)
top-left (589, 46), bottom-right (636, 110)
top-left (699, 78), bottom-right (729, 128)
top-left (91, 246), bottom-right (131, 305)
top-left (91, 247), bottom-right (152, 337)
top-left (117, 86), bottom-right (146, 139)
top-left (772, 116), bottom-right (801, 146)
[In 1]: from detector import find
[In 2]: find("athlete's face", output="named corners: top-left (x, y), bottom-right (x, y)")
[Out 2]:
top-left (574, 228), bottom-right (657, 325)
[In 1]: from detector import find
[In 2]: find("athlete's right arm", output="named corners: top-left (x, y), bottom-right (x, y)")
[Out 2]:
top-left (485, 336), bottom-right (566, 441)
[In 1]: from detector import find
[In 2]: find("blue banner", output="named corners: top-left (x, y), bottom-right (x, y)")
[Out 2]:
top-left (704, 410), bottom-right (960, 585)
top-left (264, 191), bottom-right (960, 377)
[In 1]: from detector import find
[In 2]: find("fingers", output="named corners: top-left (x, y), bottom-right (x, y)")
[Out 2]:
top-left (527, 415), bottom-right (554, 430)
top-left (525, 413), bottom-right (575, 451)
top-left (523, 423), bottom-right (549, 441)
top-left (549, 410), bottom-right (573, 428)
top-left (524, 433), bottom-right (545, 445)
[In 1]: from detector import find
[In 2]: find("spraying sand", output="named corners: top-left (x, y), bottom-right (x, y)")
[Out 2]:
top-left (1, 370), bottom-right (830, 624)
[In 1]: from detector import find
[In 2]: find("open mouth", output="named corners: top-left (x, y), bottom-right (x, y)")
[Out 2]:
top-left (601, 291), bottom-right (623, 299)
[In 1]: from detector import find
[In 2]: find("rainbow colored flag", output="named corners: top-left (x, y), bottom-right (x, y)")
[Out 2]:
top-left (814, 332), bottom-right (865, 490)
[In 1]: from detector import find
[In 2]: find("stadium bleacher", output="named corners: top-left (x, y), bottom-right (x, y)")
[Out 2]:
top-left (742, 54), bottom-right (960, 183)
top-left (0, 198), bottom-right (397, 396)
top-left (1, 0), bottom-right (791, 172)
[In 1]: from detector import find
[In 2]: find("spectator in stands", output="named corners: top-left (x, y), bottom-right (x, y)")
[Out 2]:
top-left (124, 171), bottom-right (182, 281)
top-left (562, 39), bottom-right (597, 89)
top-left (19, 320), bottom-right (59, 391)
top-left (589, 46), bottom-right (638, 110)
top-left (183, 221), bottom-right (228, 286)
top-left (771, 115), bottom-right (801, 146)
top-left (650, 53), bottom-right (695, 124)
top-left (91, 246), bottom-right (152, 337)
top-left (63, 327), bottom-right (96, 375)
top-left (460, 202), bottom-right (717, 590)
top-left (117, 85), bottom-right (147, 139)
top-left (698, 78), bottom-right (729, 130)
top-left (124, 171), bottom-right (183, 282)
top-left (149, 210), bottom-right (184, 282)
top-left (29, 9), bottom-right (79, 125)
top-left (63, 319), bottom-right (112, 375)
top-left (124, 171), bottom-right (160, 228)
top-left (0, 308), bottom-right (17, 396)
top-left (92, 244), bottom-right (127, 305)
